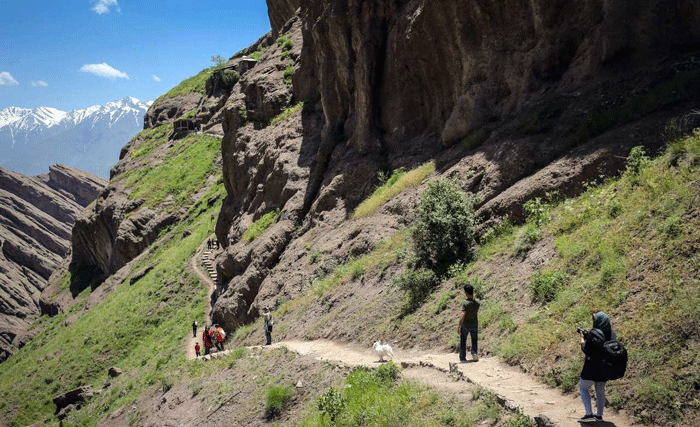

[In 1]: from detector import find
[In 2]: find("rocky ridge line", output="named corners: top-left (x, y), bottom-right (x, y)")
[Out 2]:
top-left (0, 164), bottom-right (106, 362)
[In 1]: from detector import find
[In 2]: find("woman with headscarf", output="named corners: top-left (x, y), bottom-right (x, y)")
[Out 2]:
top-left (578, 311), bottom-right (615, 423)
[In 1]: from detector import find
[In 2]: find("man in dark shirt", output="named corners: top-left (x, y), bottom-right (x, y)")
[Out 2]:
top-left (458, 284), bottom-right (480, 362)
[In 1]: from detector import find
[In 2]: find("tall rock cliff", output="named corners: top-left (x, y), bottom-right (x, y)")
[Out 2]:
top-left (210, 0), bottom-right (700, 331)
top-left (0, 165), bottom-right (106, 361)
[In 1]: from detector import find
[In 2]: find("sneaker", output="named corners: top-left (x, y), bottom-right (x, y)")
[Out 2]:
top-left (471, 354), bottom-right (479, 361)
top-left (459, 359), bottom-right (468, 363)
top-left (594, 415), bottom-right (603, 421)
top-left (579, 414), bottom-right (596, 423)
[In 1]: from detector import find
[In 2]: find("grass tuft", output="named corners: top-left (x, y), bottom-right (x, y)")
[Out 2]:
top-left (352, 161), bottom-right (435, 219)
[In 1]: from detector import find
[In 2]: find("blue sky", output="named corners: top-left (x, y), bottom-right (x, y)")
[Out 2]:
top-left (0, 0), bottom-right (271, 110)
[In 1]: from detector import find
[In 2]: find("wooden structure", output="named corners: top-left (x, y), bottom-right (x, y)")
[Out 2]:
top-left (174, 119), bottom-right (197, 133)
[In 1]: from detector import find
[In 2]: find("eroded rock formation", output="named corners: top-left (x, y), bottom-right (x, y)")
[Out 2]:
top-left (210, 0), bottom-right (700, 331)
top-left (0, 165), bottom-right (106, 361)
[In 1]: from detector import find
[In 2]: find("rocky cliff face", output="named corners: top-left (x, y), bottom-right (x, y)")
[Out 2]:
top-left (0, 165), bottom-right (106, 361)
top-left (210, 0), bottom-right (700, 331)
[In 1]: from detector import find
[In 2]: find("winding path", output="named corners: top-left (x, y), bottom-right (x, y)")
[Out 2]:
top-left (186, 240), bottom-right (637, 427)
top-left (185, 237), bottom-right (219, 359)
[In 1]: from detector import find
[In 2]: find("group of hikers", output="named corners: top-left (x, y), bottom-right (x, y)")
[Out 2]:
top-left (207, 238), bottom-right (219, 250)
top-left (193, 321), bottom-right (226, 356)
top-left (191, 307), bottom-right (273, 357)
top-left (458, 284), bottom-right (627, 423)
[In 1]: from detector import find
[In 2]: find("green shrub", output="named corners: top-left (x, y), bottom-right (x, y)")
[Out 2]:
top-left (276, 34), bottom-right (293, 56)
top-left (394, 268), bottom-right (440, 313)
top-left (265, 384), bottom-right (294, 419)
top-left (412, 179), bottom-right (476, 273)
top-left (524, 197), bottom-right (551, 228)
top-left (626, 146), bottom-right (650, 184)
top-left (375, 362), bottom-right (400, 383)
top-left (243, 209), bottom-right (280, 243)
top-left (530, 271), bottom-right (569, 303)
top-left (283, 64), bottom-right (294, 87)
top-left (211, 55), bottom-right (226, 67)
top-left (269, 101), bottom-right (304, 126)
top-left (250, 46), bottom-right (266, 60)
top-left (318, 387), bottom-right (346, 423)
top-left (208, 69), bottom-right (239, 93)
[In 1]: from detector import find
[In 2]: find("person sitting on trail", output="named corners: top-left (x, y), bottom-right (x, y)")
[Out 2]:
top-left (458, 284), bottom-right (480, 362)
top-left (263, 307), bottom-right (273, 345)
top-left (215, 325), bottom-right (226, 351)
top-left (202, 326), bottom-right (213, 355)
top-left (192, 319), bottom-right (197, 338)
top-left (195, 342), bottom-right (201, 357)
top-left (578, 311), bottom-right (616, 423)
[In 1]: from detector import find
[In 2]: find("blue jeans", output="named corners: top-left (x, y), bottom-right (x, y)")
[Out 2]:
top-left (459, 327), bottom-right (478, 360)
top-left (580, 379), bottom-right (606, 416)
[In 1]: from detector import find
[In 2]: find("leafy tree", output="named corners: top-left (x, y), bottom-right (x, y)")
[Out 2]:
top-left (412, 179), bottom-right (476, 274)
top-left (211, 55), bottom-right (226, 67)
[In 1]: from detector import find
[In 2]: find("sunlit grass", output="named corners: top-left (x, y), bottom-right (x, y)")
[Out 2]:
top-left (352, 161), bottom-right (435, 219)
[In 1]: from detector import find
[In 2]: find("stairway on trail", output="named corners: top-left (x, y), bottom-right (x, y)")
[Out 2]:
top-left (202, 247), bottom-right (220, 296)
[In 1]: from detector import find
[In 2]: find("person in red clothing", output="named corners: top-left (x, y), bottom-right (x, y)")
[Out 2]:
top-left (202, 326), bottom-right (213, 355)
top-left (194, 342), bottom-right (201, 357)
top-left (215, 325), bottom-right (225, 351)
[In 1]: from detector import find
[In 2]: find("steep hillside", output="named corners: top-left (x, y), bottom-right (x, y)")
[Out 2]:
top-left (0, 165), bottom-right (106, 362)
top-left (211, 0), bottom-right (700, 333)
top-left (2, 1), bottom-right (700, 426)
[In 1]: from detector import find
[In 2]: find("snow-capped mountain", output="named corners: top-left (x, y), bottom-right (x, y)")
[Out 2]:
top-left (0, 97), bottom-right (153, 178)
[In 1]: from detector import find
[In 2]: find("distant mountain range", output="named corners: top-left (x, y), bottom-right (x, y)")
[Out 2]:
top-left (0, 97), bottom-right (152, 178)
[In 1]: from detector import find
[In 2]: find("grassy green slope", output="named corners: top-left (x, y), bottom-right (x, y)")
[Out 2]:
top-left (475, 134), bottom-right (700, 425)
top-left (236, 132), bottom-right (700, 426)
top-left (0, 123), bottom-right (225, 426)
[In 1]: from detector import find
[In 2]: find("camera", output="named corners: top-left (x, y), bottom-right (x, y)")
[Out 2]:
top-left (577, 327), bottom-right (589, 337)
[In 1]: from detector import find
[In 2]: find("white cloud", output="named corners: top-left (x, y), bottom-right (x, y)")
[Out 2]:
top-left (31, 80), bottom-right (49, 87)
top-left (0, 71), bottom-right (19, 86)
top-left (152, 74), bottom-right (161, 82)
top-left (80, 63), bottom-right (129, 80)
top-left (91, 0), bottom-right (120, 15)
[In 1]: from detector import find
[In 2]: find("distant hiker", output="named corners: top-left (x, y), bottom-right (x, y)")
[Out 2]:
top-left (195, 342), bottom-right (201, 357)
top-left (207, 238), bottom-right (212, 250)
top-left (202, 326), bottom-right (213, 355)
top-left (578, 311), bottom-right (616, 423)
top-left (192, 319), bottom-right (197, 338)
top-left (215, 325), bottom-right (226, 351)
top-left (458, 284), bottom-right (480, 362)
top-left (215, 239), bottom-right (220, 249)
top-left (263, 307), bottom-right (273, 345)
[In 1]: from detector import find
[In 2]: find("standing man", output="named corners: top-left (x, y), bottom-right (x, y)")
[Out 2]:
top-left (458, 284), bottom-right (480, 362)
top-left (263, 307), bottom-right (273, 345)
top-left (192, 319), bottom-right (197, 338)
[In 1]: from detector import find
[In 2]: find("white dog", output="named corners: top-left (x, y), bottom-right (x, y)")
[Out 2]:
top-left (373, 341), bottom-right (394, 362)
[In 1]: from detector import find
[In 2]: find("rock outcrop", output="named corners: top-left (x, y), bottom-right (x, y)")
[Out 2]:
top-left (69, 59), bottom-right (232, 293)
top-left (210, 0), bottom-right (700, 330)
top-left (0, 165), bottom-right (106, 362)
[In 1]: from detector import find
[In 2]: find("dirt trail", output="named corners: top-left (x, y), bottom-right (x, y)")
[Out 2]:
top-left (185, 241), bottom-right (637, 427)
top-left (269, 340), bottom-right (636, 427)
top-left (185, 237), bottom-right (219, 360)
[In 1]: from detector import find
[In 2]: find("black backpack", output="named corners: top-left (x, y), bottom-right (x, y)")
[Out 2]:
top-left (589, 329), bottom-right (628, 381)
